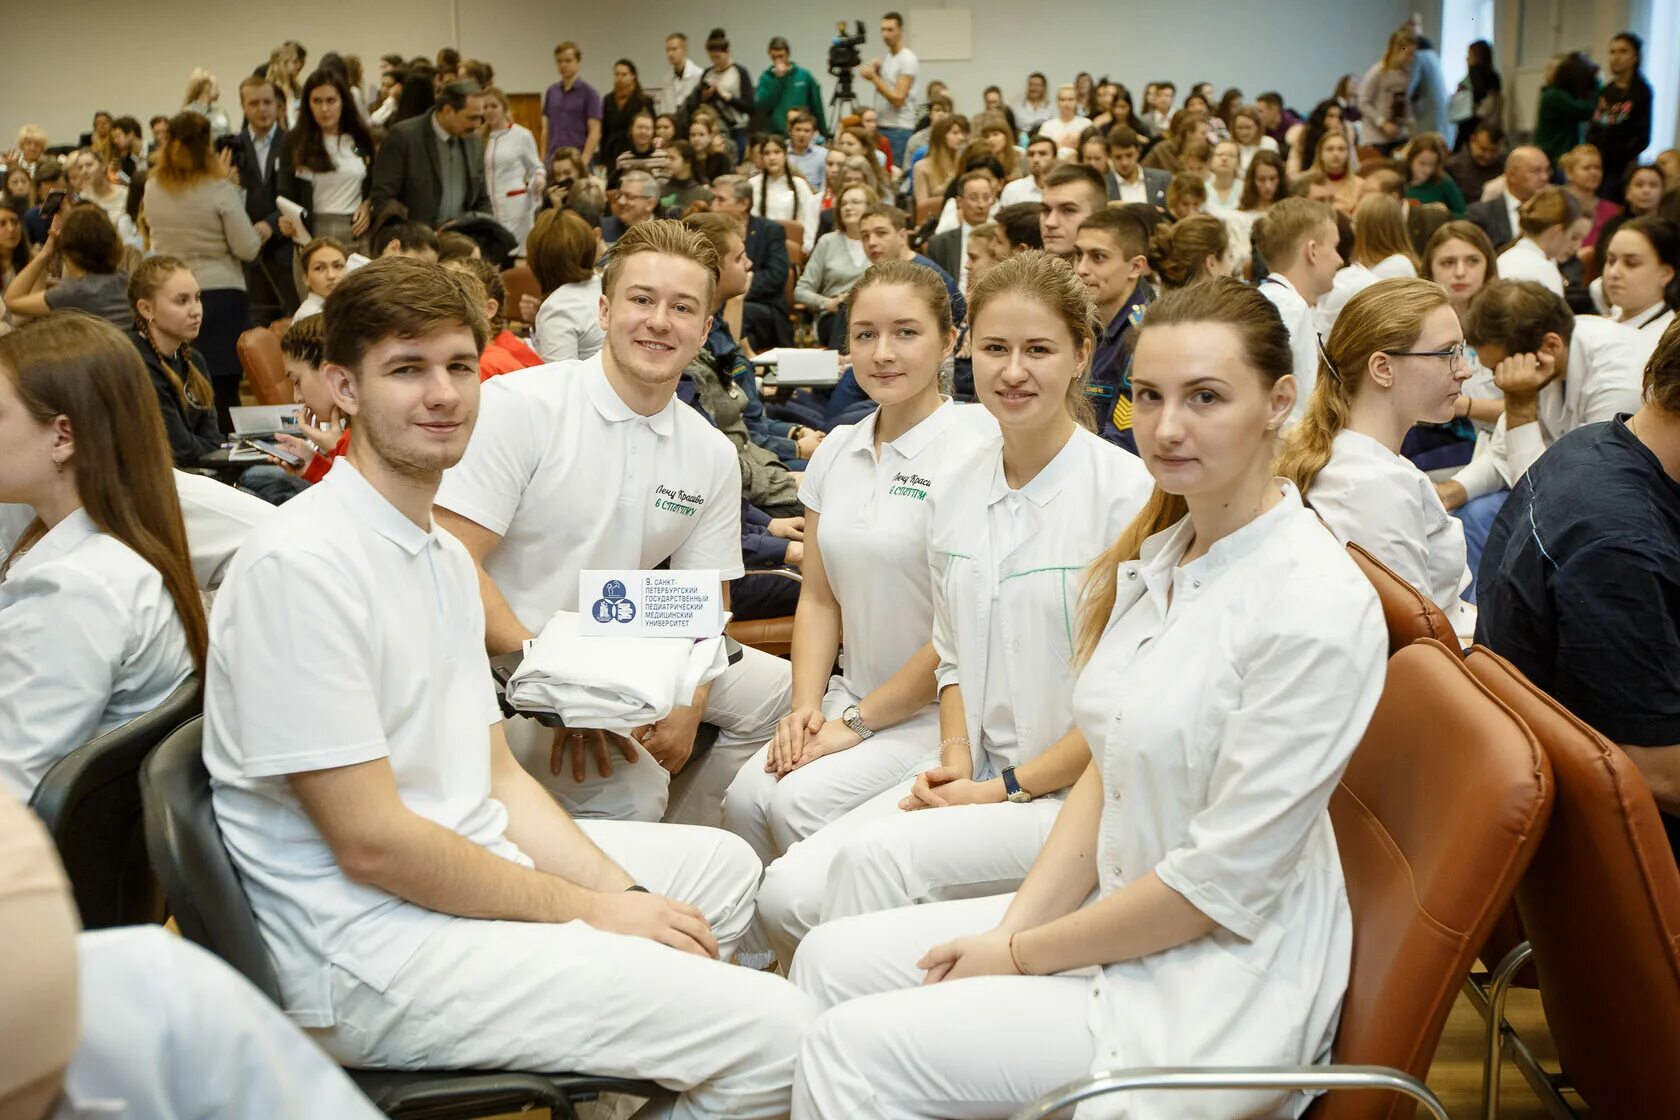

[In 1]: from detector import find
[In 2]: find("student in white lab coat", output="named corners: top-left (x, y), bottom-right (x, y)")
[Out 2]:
top-left (436, 220), bottom-right (792, 824)
top-left (753, 251), bottom-right (1153, 967)
top-left (0, 314), bottom-right (203, 801)
top-left (1601, 217), bottom-right (1678, 339)
top-left (1314, 194), bottom-right (1418, 336)
top-left (205, 257), bottom-right (812, 1113)
top-left (1495, 186), bottom-right (1587, 298)
top-left (724, 259), bottom-right (996, 865)
top-left (1277, 278), bottom-right (1478, 641)
top-left (789, 276), bottom-right (1389, 1120)
top-left (1253, 197), bottom-right (1342, 422)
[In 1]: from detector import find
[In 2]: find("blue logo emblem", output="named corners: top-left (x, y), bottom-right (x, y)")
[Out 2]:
top-left (592, 579), bottom-right (637, 624)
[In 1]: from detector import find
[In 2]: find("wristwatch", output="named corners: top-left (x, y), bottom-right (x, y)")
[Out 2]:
top-left (1001, 766), bottom-right (1033, 804)
top-left (841, 704), bottom-right (874, 741)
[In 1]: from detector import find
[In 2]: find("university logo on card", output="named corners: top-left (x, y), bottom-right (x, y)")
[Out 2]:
top-left (887, 471), bottom-right (932, 500)
top-left (652, 483), bottom-right (706, 517)
top-left (591, 579), bottom-right (638, 624)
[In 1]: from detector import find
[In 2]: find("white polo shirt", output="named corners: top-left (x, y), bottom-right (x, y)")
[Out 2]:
top-left (205, 461), bottom-right (522, 1027)
top-left (798, 400), bottom-right (996, 698)
top-left (0, 509), bottom-right (192, 800)
top-left (435, 354), bottom-right (744, 632)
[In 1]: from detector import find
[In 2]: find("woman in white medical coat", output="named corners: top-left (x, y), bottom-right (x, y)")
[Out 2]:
top-left (789, 277), bottom-right (1388, 1120)
top-left (1278, 277), bottom-right (1478, 642)
top-left (725, 258), bottom-right (996, 865)
top-left (0, 314), bottom-right (204, 800)
top-left (753, 251), bottom-right (1154, 967)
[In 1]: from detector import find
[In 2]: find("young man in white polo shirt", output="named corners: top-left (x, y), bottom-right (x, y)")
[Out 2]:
top-left (203, 257), bottom-right (811, 1113)
top-left (436, 221), bottom-right (792, 823)
top-left (1254, 197), bottom-right (1342, 422)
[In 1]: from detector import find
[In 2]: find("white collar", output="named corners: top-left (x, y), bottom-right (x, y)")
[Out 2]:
top-left (583, 355), bottom-right (677, 436)
top-left (4, 506), bottom-right (96, 579)
top-left (987, 426), bottom-right (1082, 508)
top-left (851, 399), bottom-right (957, 461)
top-left (325, 460), bottom-right (442, 557)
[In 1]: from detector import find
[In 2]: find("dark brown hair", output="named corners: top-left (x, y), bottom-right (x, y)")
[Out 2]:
top-left (1464, 278), bottom-right (1574, 352)
top-left (526, 208), bottom-right (596, 293)
top-left (322, 256), bottom-right (488, 371)
top-left (280, 313), bottom-right (325, 367)
top-left (58, 205), bottom-right (123, 274)
top-left (1646, 315), bottom-right (1680, 411)
top-left (0, 315), bottom-right (207, 673)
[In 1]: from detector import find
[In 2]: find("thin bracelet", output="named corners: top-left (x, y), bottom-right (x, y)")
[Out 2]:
top-left (1008, 931), bottom-right (1032, 976)
top-left (939, 735), bottom-right (971, 749)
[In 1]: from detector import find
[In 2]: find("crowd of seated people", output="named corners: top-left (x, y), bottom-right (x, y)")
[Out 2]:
top-left (2, 13), bottom-right (1680, 1119)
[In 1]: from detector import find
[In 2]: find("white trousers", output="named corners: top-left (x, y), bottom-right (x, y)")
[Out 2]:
top-left (723, 682), bottom-right (941, 865)
top-left (508, 645), bottom-right (792, 822)
top-left (66, 926), bottom-right (383, 1118)
top-left (755, 778), bottom-right (1063, 967)
top-left (790, 894), bottom-right (1097, 1119)
top-left (312, 821), bottom-right (816, 1120)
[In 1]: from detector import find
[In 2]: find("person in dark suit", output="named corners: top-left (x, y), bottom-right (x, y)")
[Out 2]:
top-left (230, 75), bottom-right (297, 324)
top-left (709, 175), bottom-right (791, 349)
top-left (368, 79), bottom-right (490, 230)
top-left (1465, 145), bottom-right (1550, 250)
top-left (924, 170), bottom-right (997, 281)
top-left (1103, 127), bottom-right (1170, 209)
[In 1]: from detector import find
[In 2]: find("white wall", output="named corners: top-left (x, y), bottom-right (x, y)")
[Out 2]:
top-left (4, 0), bottom-right (1421, 148)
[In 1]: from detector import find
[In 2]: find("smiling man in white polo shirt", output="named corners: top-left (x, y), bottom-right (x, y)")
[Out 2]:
top-left (203, 257), bottom-right (811, 1113)
top-left (436, 220), bottom-right (793, 822)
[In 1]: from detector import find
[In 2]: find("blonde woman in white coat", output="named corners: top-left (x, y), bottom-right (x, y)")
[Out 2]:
top-left (1278, 278), bottom-right (1477, 642)
top-left (789, 276), bottom-right (1388, 1120)
top-left (725, 259), bottom-right (996, 866)
top-left (753, 252), bottom-right (1153, 968)
top-left (482, 89), bottom-right (544, 256)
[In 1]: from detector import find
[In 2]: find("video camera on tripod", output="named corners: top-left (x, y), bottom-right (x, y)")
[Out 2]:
top-left (826, 20), bottom-right (866, 118)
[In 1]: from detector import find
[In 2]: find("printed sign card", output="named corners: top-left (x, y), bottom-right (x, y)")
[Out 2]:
top-left (578, 570), bottom-right (724, 638)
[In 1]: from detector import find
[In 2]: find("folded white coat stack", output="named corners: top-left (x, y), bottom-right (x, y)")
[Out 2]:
top-left (505, 610), bottom-right (730, 732)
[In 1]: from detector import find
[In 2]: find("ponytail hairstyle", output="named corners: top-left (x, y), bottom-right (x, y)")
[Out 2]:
top-left (128, 256), bottom-right (214, 413)
top-left (1075, 276), bottom-right (1293, 664)
top-left (968, 249), bottom-right (1098, 430)
top-left (1517, 184), bottom-right (1582, 238)
top-left (153, 111), bottom-right (223, 190)
top-left (1147, 214), bottom-right (1229, 289)
top-left (1274, 277), bottom-right (1449, 495)
top-left (0, 315), bottom-right (207, 674)
top-left (1351, 193), bottom-right (1419, 269)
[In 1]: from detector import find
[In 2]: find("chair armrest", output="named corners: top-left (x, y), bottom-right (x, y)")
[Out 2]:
top-left (744, 565), bottom-right (804, 584)
top-left (1010, 1064), bottom-right (1449, 1120)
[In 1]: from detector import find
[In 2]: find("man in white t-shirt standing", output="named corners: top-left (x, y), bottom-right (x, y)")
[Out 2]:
top-left (204, 256), bottom-right (812, 1111)
top-left (858, 11), bottom-right (918, 166)
top-left (657, 31), bottom-right (706, 123)
top-left (436, 220), bottom-right (792, 823)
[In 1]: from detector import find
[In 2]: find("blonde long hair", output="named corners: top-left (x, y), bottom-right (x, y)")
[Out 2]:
top-left (1351, 194), bottom-right (1418, 270)
top-left (1274, 277), bottom-right (1447, 495)
top-left (1074, 277), bottom-right (1292, 663)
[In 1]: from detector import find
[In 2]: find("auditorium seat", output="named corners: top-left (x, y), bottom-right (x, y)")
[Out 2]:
top-left (1465, 646), bottom-right (1680, 1120)
top-left (29, 676), bottom-right (201, 929)
top-left (1012, 640), bottom-right (1552, 1120)
top-left (500, 265), bottom-right (541, 330)
top-left (236, 327), bottom-right (294, 407)
top-left (1346, 542), bottom-right (1456, 654)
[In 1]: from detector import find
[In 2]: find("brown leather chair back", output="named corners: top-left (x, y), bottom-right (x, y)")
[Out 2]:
top-left (235, 327), bottom-right (293, 407)
top-left (915, 196), bottom-right (942, 225)
top-left (500, 266), bottom-right (542, 329)
top-left (726, 617), bottom-right (794, 658)
top-left (775, 219), bottom-right (804, 252)
top-left (1465, 647), bottom-right (1680, 1116)
top-left (1345, 542), bottom-right (1456, 655)
top-left (1318, 640), bottom-right (1552, 1119)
